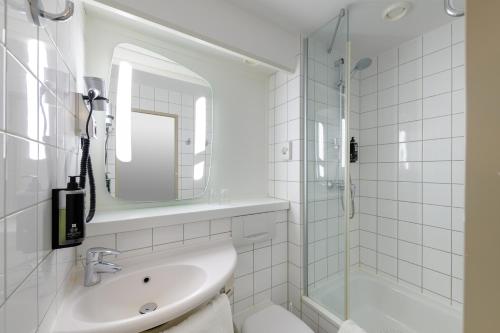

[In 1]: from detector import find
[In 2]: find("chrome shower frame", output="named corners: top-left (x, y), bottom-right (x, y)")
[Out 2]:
top-left (327, 8), bottom-right (346, 54)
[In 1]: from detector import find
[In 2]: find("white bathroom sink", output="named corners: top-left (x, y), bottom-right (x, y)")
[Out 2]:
top-left (53, 241), bottom-right (237, 333)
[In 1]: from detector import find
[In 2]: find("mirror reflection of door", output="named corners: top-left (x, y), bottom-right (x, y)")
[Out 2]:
top-left (116, 110), bottom-right (178, 201)
top-left (106, 43), bottom-right (213, 202)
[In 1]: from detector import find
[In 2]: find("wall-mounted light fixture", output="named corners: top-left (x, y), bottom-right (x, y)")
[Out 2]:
top-left (115, 61), bottom-right (133, 163)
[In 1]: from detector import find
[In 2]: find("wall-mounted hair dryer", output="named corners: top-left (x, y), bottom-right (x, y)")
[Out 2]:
top-left (79, 77), bottom-right (109, 223)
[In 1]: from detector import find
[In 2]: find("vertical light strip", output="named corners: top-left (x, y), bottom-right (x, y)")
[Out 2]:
top-left (194, 97), bottom-right (206, 155)
top-left (193, 96), bottom-right (207, 181)
top-left (116, 61), bottom-right (132, 162)
top-left (193, 161), bottom-right (204, 180)
top-left (27, 39), bottom-right (38, 160)
top-left (318, 122), bottom-right (325, 178)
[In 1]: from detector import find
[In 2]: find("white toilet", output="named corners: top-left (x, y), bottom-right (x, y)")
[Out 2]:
top-left (234, 302), bottom-right (314, 333)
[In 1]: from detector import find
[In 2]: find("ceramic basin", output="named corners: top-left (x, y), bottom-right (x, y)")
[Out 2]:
top-left (53, 241), bottom-right (236, 333)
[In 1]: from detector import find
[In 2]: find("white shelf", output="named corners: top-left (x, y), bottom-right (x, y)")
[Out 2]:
top-left (87, 198), bottom-right (289, 236)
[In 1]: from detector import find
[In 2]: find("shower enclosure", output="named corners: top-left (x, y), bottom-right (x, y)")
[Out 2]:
top-left (303, 4), bottom-right (465, 332)
top-left (303, 8), bottom-right (351, 320)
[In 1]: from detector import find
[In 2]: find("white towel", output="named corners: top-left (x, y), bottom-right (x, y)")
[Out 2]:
top-left (164, 294), bottom-right (234, 333)
top-left (339, 320), bottom-right (367, 333)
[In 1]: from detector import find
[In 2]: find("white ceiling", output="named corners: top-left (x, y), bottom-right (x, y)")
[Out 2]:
top-left (225, 0), bottom-right (354, 33)
top-left (225, 0), bottom-right (465, 59)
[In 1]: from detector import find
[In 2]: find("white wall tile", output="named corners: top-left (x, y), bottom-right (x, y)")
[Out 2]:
top-left (398, 182), bottom-right (422, 203)
top-left (452, 90), bottom-right (465, 114)
top-left (423, 48), bottom-right (451, 76)
top-left (452, 18), bottom-right (465, 43)
top-left (399, 100), bottom-right (422, 123)
top-left (423, 204), bottom-right (451, 229)
top-left (399, 241), bottom-right (422, 264)
top-left (378, 144), bottom-right (398, 162)
top-left (184, 221), bottom-right (210, 239)
top-left (452, 113), bottom-right (465, 137)
top-left (153, 225), bottom-right (183, 245)
top-left (423, 161), bottom-right (451, 183)
top-left (423, 183), bottom-right (451, 206)
top-left (423, 116), bottom-right (451, 140)
top-left (37, 251), bottom-right (57, 323)
top-left (423, 226), bottom-right (451, 252)
top-left (398, 221), bottom-right (422, 244)
top-left (423, 24), bottom-right (451, 55)
top-left (379, 87), bottom-right (398, 108)
top-left (5, 270), bottom-right (38, 333)
top-left (423, 268), bottom-right (451, 297)
top-left (423, 70), bottom-right (452, 98)
top-left (399, 37), bottom-right (422, 64)
top-left (400, 141), bottom-right (422, 162)
top-left (452, 137), bottom-right (465, 160)
top-left (452, 66), bottom-right (465, 91)
top-left (399, 79), bottom-right (422, 104)
top-left (77, 234), bottom-right (116, 260)
top-left (6, 207), bottom-right (37, 295)
top-left (378, 106), bottom-right (398, 126)
top-left (378, 125), bottom-right (398, 144)
top-left (399, 59), bottom-right (422, 84)
top-left (378, 49), bottom-right (398, 72)
top-left (5, 135), bottom-right (38, 214)
top-left (378, 68), bottom-right (398, 90)
top-left (398, 162), bottom-right (422, 182)
top-left (423, 139), bottom-right (451, 161)
top-left (399, 121), bottom-right (422, 142)
top-left (378, 217), bottom-right (397, 238)
top-left (399, 260), bottom-right (422, 286)
top-left (254, 246), bottom-right (271, 271)
top-left (360, 75), bottom-right (377, 96)
top-left (423, 93), bottom-right (451, 119)
top-left (116, 229), bottom-right (152, 251)
top-left (452, 42), bottom-right (465, 68)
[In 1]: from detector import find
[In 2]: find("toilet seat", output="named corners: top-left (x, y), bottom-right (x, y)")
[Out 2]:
top-left (242, 304), bottom-right (314, 333)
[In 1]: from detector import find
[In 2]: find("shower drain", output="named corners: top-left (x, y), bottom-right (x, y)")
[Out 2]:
top-left (139, 302), bottom-right (158, 314)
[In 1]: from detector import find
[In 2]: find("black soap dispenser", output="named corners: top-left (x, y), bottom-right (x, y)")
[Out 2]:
top-left (52, 176), bottom-right (85, 249)
top-left (350, 137), bottom-right (359, 163)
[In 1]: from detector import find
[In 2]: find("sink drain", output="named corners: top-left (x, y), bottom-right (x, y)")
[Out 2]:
top-left (139, 302), bottom-right (158, 314)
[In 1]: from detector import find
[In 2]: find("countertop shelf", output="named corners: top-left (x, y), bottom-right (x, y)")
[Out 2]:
top-left (87, 198), bottom-right (290, 236)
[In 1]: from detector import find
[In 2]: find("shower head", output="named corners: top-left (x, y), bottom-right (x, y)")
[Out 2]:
top-left (351, 58), bottom-right (372, 74)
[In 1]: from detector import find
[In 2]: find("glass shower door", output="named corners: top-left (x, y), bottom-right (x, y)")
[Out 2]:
top-left (304, 9), bottom-right (351, 320)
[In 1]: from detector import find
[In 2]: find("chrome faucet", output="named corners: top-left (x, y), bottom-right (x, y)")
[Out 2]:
top-left (84, 247), bottom-right (122, 287)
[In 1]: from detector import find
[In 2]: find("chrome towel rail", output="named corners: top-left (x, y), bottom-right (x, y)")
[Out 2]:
top-left (444, 0), bottom-right (464, 17)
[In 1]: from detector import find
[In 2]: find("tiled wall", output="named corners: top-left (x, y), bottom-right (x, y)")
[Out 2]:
top-left (107, 67), bottom-right (212, 199)
top-left (267, 54), bottom-right (303, 316)
top-left (357, 18), bottom-right (465, 306)
top-left (0, 0), bottom-right (85, 331)
top-left (78, 210), bottom-right (289, 313)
